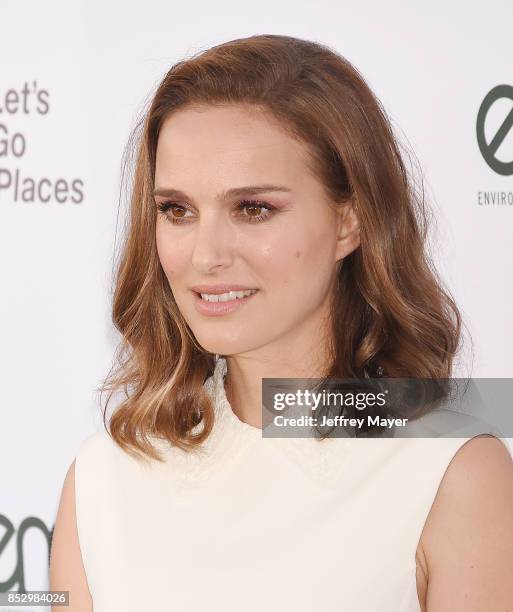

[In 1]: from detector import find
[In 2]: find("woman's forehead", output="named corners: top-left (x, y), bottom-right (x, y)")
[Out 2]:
top-left (155, 107), bottom-right (314, 187)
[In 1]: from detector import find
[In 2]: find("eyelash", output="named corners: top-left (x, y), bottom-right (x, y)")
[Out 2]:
top-left (156, 199), bottom-right (275, 225)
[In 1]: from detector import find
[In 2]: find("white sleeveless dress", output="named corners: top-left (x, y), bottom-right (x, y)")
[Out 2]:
top-left (74, 356), bottom-right (506, 611)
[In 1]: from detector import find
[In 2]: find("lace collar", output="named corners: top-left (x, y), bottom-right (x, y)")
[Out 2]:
top-left (201, 355), bottom-right (361, 487)
top-left (148, 355), bottom-right (360, 490)
top-left (203, 354), bottom-right (263, 438)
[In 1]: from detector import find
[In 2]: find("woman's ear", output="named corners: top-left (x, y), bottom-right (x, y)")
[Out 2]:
top-left (335, 199), bottom-right (360, 262)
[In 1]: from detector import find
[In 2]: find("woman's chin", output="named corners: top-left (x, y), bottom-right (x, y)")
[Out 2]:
top-left (192, 334), bottom-right (260, 357)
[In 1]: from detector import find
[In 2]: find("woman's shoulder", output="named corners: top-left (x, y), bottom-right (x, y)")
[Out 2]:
top-left (75, 429), bottom-right (115, 468)
top-left (419, 434), bottom-right (513, 608)
top-left (74, 429), bottom-right (177, 488)
top-left (74, 429), bottom-right (132, 491)
top-left (77, 429), bottom-right (111, 453)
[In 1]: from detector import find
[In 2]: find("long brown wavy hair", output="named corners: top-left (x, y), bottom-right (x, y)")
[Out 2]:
top-left (98, 34), bottom-right (465, 463)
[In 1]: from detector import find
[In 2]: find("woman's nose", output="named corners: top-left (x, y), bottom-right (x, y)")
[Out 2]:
top-left (190, 213), bottom-right (235, 273)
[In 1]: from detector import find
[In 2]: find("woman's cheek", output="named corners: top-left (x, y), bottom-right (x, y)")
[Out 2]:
top-left (156, 236), bottom-right (188, 278)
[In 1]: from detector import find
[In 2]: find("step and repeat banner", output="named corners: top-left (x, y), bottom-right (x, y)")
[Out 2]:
top-left (1, 0), bottom-right (512, 602)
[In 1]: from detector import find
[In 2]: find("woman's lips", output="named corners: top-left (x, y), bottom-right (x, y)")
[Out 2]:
top-left (192, 289), bottom-right (259, 316)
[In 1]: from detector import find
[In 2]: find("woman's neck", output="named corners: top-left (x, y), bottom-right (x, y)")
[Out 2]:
top-left (222, 342), bottom-right (334, 429)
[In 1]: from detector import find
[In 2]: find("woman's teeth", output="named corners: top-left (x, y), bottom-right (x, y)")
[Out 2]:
top-left (200, 289), bottom-right (257, 302)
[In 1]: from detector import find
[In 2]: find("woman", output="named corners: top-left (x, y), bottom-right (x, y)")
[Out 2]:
top-left (49, 34), bottom-right (513, 610)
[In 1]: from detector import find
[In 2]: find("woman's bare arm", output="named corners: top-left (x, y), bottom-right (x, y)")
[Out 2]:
top-left (49, 460), bottom-right (93, 612)
top-left (422, 435), bottom-right (513, 610)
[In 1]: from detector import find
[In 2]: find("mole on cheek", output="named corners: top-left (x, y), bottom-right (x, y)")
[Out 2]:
top-left (295, 250), bottom-right (301, 258)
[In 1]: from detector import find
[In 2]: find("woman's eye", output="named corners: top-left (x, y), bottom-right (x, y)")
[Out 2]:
top-left (156, 202), bottom-right (192, 224)
top-left (156, 199), bottom-right (275, 225)
top-left (237, 199), bottom-right (274, 223)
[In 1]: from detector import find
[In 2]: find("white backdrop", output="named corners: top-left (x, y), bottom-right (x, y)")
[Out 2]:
top-left (1, 0), bottom-right (512, 601)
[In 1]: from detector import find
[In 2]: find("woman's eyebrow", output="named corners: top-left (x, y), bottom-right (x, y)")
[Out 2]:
top-left (152, 184), bottom-right (291, 201)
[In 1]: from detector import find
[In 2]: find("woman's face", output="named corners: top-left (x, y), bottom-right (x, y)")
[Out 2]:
top-left (154, 103), bottom-right (359, 361)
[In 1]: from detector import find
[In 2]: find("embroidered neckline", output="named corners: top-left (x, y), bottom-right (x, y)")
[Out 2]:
top-left (150, 355), bottom-right (358, 491)
top-left (205, 355), bottom-right (263, 437)
top-left (202, 355), bottom-right (359, 488)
